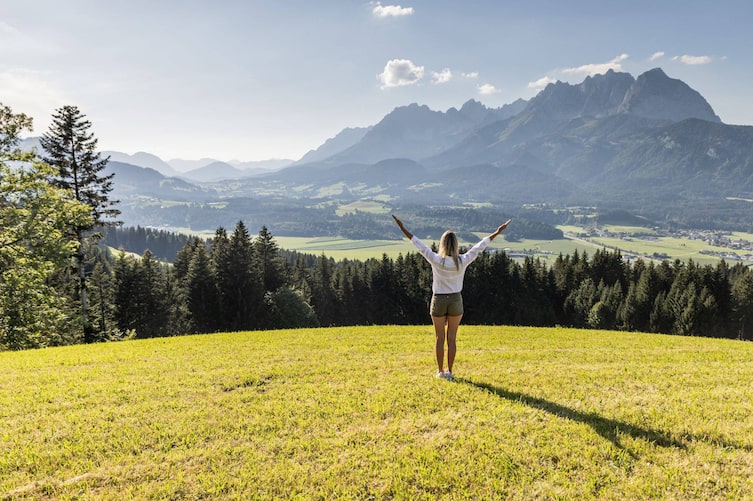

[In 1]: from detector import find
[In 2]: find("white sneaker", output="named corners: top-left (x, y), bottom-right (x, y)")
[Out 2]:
top-left (444, 371), bottom-right (454, 381)
top-left (435, 371), bottom-right (445, 378)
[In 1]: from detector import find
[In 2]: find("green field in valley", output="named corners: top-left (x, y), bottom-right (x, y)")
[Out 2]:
top-left (274, 236), bottom-right (417, 260)
top-left (275, 229), bottom-right (753, 265)
top-left (3, 326), bottom-right (753, 499)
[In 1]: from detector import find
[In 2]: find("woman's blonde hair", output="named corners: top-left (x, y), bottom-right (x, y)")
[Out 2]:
top-left (439, 230), bottom-right (460, 270)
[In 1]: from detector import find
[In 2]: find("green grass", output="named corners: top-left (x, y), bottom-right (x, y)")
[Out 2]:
top-left (2, 326), bottom-right (753, 499)
top-left (600, 225), bottom-right (659, 235)
top-left (274, 236), bottom-right (417, 260)
top-left (335, 200), bottom-right (390, 216)
top-left (589, 236), bottom-right (746, 265)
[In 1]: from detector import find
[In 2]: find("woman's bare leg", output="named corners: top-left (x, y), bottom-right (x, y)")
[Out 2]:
top-left (445, 314), bottom-right (463, 374)
top-left (432, 315), bottom-right (448, 372)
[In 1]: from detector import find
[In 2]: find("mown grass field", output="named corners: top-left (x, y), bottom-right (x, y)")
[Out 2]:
top-left (2, 326), bottom-right (753, 499)
top-left (275, 227), bottom-right (753, 264)
top-left (274, 235), bottom-right (579, 262)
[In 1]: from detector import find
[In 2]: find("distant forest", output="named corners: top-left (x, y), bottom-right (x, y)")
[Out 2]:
top-left (115, 201), bottom-right (566, 243)
top-left (53, 222), bottom-right (753, 349)
top-left (101, 212), bottom-right (563, 264)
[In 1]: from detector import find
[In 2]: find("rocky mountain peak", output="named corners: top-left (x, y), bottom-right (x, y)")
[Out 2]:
top-left (618, 67), bottom-right (721, 123)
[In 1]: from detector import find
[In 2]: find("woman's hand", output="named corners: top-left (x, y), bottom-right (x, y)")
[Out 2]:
top-left (392, 214), bottom-right (413, 239)
top-left (490, 218), bottom-right (512, 240)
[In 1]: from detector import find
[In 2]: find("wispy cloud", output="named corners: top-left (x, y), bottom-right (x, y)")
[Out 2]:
top-left (672, 54), bottom-right (713, 65)
top-left (461, 72), bottom-right (479, 79)
top-left (431, 68), bottom-right (452, 84)
top-left (528, 75), bottom-right (556, 90)
top-left (378, 59), bottom-right (424, 88)
top-left (478, 83), bottom-right (499, 95)
top-left (649, 51), bottom-right (665, 62)
top-left (372, 2), bottom-right (414, 17)
top-left (562, 54), bottom-right (629, 77)
top-left (0, 21), bottom-right (18, 34)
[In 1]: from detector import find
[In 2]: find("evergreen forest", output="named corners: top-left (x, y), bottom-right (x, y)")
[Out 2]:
top-left (85, 222), bottom-right (753, 348)
top-left (10, 219), bottom-right (753, 350)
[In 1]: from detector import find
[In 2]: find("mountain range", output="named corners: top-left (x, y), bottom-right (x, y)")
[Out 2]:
top-left (100, 150), bottom-right (294, 181)
top-left (20, 67), bottom-right (753, 230)
top-left (259, 67), bottom-right (752, 211)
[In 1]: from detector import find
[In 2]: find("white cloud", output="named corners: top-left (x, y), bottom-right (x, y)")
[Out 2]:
top-left (649, 51), bottom-right (665, 62)
top-left (431, 68), bottom-right (452, 84)
top-left (478, 83), bottom-right (499, 95)
top-left (461, 72), bottom-right (479, 79)
top-left (378, 59), bottom-right (424, 88)
top-left (562, 53), bottom-right (629, 77)
top-left (372, 2), bottom-right (414, 17)
top-left (0, 68), bottom-right (68, 128)
top-left (528, 76), bottom-right (556, 90)
top-left (0, 21), bottom-right (18, 34)
top-left (672, 54), bottom-right (713, 65)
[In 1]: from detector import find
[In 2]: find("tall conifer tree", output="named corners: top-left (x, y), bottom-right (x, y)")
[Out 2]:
top-left (254, 226), bottom-right (288, 293)
top-left (40, 105), bottom-right (120, 342)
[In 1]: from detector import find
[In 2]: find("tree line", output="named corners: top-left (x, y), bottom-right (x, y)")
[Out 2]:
top-left (75, 224), bottom-right (753, 345)
top-left (102, 226), bottom-right (192, 262)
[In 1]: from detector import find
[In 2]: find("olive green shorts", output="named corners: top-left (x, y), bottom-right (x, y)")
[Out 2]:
top-left (430, 292), bottom-right (463, 317)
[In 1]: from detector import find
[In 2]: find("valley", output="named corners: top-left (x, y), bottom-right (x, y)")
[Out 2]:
top-left (271, 224), bottom-right (753, 266)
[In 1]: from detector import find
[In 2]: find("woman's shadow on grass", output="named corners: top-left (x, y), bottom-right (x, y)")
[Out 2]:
top-left (458, 378), bottom-right (753, 455)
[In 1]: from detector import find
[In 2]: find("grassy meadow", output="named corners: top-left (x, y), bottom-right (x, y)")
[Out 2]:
top-left (274, 226), bottom-right (753, 264)
top-left (2, 326), bottom-right (753, 499)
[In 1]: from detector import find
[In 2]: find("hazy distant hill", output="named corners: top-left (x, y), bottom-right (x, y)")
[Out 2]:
top-left (181, 161), bottom-right (243, 182)
top-left (169, 157), bottom-right (293, 175)
top-left (104, 161), bottom-right (209, 200)
top-left (168, 158), bottom-right (222, 172)
top-left (102, 151), bottom-right (176, 176)
top-left (228, 158), bottom-right (293, 172)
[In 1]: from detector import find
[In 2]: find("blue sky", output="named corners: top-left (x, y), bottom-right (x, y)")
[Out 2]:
top-left (2, 1), bottom-right (751, 162)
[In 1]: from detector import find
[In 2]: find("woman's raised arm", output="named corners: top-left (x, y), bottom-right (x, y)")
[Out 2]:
top-left (392, 214), bottom-right (413, 240)
top-left (489, 219), bottom-right (512, 241)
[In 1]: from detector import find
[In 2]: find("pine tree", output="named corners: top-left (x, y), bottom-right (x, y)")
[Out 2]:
top-left (112, 251), bottom-right (169, 338)
top-left (368, 254), bottom-right (400, 323)
top-left (732, 271), bottom-right (753, 340)
top-left (40, 105), bottom-right (120, 342)
top-left (310, 254), bottom-right (338, 326)
top-left (111, 252), bottom-right (138, 337)
top-left (186, 244), bottom-right (220, 333)
top-left (212, 222), bottom-right (263, 331)
top-left (565, 277), bottom-right (598, 328)
top-left (40, 106), bottom-right (120, 227)
top-left (253, 225), bottom-right (288, 293)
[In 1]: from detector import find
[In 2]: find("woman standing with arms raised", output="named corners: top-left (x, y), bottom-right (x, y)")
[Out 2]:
top-left (392, 214), bottom-right (511, 380)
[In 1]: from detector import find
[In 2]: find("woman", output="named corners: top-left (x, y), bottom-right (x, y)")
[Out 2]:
top-left (392, 214), bottom-right (511, 380)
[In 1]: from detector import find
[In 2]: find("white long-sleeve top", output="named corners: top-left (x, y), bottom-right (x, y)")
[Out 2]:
top-left (411, 235), bottom-right (491, 294)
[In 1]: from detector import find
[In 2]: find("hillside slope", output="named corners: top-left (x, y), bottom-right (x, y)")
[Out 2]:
top-left (2, 326), bottom-right (752, 499)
